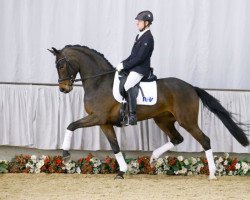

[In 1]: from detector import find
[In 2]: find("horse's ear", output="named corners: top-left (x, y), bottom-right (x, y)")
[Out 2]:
top-left (47, 47), bottom-right (60, 56)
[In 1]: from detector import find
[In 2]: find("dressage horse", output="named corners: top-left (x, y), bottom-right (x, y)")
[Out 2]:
top-left (48, 45), bottom-right (249, 179)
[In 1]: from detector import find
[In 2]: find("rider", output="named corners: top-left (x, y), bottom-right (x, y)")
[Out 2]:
top-left (116, 10), bottom-right (154, 125)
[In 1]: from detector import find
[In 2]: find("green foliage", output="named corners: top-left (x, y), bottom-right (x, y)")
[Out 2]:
top-left (0, 161), bottom-right (8, 173)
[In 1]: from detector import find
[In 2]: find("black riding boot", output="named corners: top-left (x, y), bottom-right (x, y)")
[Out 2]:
top-left (126, 87), bottom-right (137, 125)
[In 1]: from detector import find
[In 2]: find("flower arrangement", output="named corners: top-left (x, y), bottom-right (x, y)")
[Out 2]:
top-left (77, 153), bottom-right (102, 174)
top-left (0, 160), bottom-right (8, 173)
top-left (1, 153), bottom-right (249, 176)
top-left (8, 154), bottom-right (31, 173)
top-left (101, 156), bottom-right (119, 174)
top-left (137, 156), bottom-right (155, 174)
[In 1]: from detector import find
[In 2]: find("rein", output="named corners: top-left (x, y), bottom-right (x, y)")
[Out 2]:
top-left (75, 70), bottom-right (116, 82)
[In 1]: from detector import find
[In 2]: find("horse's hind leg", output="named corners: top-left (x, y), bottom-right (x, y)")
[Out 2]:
top-left (180, 122), bottom-right (217, 180)
top-left (151, 113), bottom-right (184, 165)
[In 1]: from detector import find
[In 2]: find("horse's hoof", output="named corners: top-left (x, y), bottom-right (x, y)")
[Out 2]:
top-left (150, 156), bottom-right (157, 168)
top-left (208, 175), bottom-right (217, 181)
top-left (114, 171), bottom-right (125, 180)
top-left (62, 150), bottom-right (71, 161)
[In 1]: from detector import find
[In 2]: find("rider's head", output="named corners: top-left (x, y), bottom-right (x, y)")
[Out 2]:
top-left (135, 11), bottom-right (153, 32)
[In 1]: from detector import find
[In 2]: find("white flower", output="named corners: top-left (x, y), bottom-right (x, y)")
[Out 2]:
top-left (228, 171), bottom-right (233, 176)
top-left (163, 165), bottom-right (170, 171)
top-left (31, 155), bottom-right (37, 161)
top-left (156, 158), bottom-right (164, 167)
top-left (241, 162), bottom-right (248, 170)
top-left (187, 171), bottom-right (193, 176)
top-left (235, 163), bottom-right (241, 170)
top-left (184, 159), bottom-right (189, 165)
top-left (165, 156), bottom-right (169, 160)
top-left (39, 160), bottom-right (44, 166)
top-left (90, 158), bottom-right (102, 168)
top-left (177, 156), bottom-right (184, 162)
top-left (191, 157), bottom-right (197, 165)
top-left (36, 161), bottom-right (44, 169)
top-left (218, 157), bottom-right (223, 163)
top-left (224, 153), bottom-right (229, 159)
top-left (41, 155), bottom-right (47, 160)
top-left (26, 163), bottom-right (31, 168)
top-left (223, 160), bottom-right (228, 166)
top-left (215, 160), bottom-right (220, 165)
top-left (218, 166), bottom-right (224, 173)
top-left (76, 167), bottom-right (81, 174)
top-left (174, 170), bottom-right (179, 175)
top-left (127, 160), bottom-right (140, 175)
top-left (179, 167), bottom-right (187, 174)
top-left (35, 168), bottom-right (41, 173)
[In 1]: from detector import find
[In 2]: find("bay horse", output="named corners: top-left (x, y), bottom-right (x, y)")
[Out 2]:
top-left (48, 45), bottom-right (249, 180)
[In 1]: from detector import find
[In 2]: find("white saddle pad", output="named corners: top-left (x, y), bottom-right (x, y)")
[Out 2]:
top-left (113, 72), bottom-right (157, 105)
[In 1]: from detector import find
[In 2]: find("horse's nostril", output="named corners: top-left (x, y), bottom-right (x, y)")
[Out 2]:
top-left (60, 88), bottom-right (65, 92)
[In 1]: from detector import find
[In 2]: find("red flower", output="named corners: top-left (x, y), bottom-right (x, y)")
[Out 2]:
top-left (56, 158), bottom-right (62, 166)
top-left (41, 166), bottom-right (47, 172)
top-left (200, 166), bottom-right (209, 175)
top-left (85, 154), bottom-right (93, 162)
top-left (45, 157), bottom-right (50, 164)
top-left (169, 159), bottom-right (177, 166)
top-left (24, 155), bottom-right (31, 159)
top-left (49, 166), bottom-right (55, 173)
top-left (203, 159), bottom-right (208, 164)
top-left (105, 156), bottom-right (111, 163)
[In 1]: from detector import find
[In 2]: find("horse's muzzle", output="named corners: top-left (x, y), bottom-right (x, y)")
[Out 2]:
top-left (59, 83), bottom-right (73, 93)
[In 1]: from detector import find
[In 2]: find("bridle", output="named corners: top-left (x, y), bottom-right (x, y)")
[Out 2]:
top-left (56, 53), bottom-right (77, 84)
top-left (56, 53), bottom-right (116, 84)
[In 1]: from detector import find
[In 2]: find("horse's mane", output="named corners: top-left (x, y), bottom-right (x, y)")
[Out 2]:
top-left (63, 44), bottom-right (114, 69)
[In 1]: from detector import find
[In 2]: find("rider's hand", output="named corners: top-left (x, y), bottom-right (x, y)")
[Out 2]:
top-left (116, 63), bottom-right (124, 72)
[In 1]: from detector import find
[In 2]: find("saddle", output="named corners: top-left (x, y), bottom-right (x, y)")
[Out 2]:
top-left (115, 69), bottom-right (157, 127)
top-left (119, 68), bottom-right (157, 99)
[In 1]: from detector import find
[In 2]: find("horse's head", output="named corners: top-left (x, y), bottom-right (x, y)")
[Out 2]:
top-left (48, 47), bottom-right (78, 93)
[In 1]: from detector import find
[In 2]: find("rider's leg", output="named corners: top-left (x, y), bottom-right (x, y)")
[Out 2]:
top-left (124, 71), bottom-right (143, 125)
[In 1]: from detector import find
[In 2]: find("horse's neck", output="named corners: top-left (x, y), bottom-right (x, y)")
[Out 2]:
top-left (76, 49), bottom-right (114, 93)
top-left (81, 72), bottom-right (114, 95)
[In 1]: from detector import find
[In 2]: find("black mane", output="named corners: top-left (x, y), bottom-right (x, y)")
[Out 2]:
top-left (64, 44), bottom-right (114, 69)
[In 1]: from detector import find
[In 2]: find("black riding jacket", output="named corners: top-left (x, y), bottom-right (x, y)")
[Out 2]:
top-left (122, 30), bottom-right (154, 77)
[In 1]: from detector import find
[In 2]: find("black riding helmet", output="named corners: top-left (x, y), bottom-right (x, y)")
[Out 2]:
top-left (135, 11), bottom-right (153, 24)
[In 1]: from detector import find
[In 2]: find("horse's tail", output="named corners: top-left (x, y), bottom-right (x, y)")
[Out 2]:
top-left (194, 87), bottom-right (249, 147)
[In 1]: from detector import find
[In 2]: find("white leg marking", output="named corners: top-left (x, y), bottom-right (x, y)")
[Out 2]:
top-left (205, 149), bottom-right (217, 180)
top-left (61, 130), bottom-right (73, 150)
top-left (115, 152), bottom-right (128, 172)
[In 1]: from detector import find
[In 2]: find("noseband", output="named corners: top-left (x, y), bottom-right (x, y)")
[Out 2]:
top-left (56, 53), bottom-right (116, 84)
top-left (56, 53), bottom-right (77, 84)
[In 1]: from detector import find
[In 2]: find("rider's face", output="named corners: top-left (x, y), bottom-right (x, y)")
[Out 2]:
top-left (136, 20), bottom-right (146, 31)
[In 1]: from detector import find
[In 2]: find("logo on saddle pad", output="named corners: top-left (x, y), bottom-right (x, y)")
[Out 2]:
top-left (143, 97), bottom-right (154, 102)
top-left (113, 72), bottom-right (157, 105)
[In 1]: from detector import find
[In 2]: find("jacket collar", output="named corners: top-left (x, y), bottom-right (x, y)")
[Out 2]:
top-left (138, 28), bottom-right (150, 39)
top-left (135, 30), bottom-right (151, 43)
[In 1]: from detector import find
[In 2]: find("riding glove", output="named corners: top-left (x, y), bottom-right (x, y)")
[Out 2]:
top-left (116, 63), bottom-right (124, 72)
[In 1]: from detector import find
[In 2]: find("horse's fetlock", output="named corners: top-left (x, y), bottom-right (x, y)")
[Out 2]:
top-left (171, 136), bottom-right (184, 145)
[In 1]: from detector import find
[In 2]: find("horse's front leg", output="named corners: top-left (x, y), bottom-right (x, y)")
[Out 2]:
top-left (100, 124), bottom-right (127, 179)
top-left (61, 114), bottom-right (100, 160)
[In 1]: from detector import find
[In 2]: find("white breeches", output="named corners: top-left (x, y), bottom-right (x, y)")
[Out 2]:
top-left (124, 71), bottom-right (144, 91)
